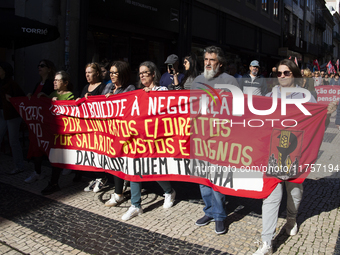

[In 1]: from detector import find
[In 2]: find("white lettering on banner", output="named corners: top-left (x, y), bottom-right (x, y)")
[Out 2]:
top-left (148, 96), bottom-right (189, 115)
top-left (21, 27), bottom-right (48, 35)
top-left (48, 148), bottom-right (264, 192)
top-left (19, 103), bottom-right (44, 122)
top-left (201, 86), bottom-right (312, 116)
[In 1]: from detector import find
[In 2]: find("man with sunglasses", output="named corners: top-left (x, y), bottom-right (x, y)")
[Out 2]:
top-left (240, 60), bottom-right (267, 96)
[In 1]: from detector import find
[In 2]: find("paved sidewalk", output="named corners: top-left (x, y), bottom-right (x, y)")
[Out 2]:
top-left (0, 113), bottom-right (340, 255)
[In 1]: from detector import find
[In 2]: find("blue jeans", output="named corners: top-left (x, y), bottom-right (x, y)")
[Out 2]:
top-left (130, 181), bottom-right (172, 208)
top-left (0, 111), bottom-right (24, 170)
top-left (200, 184), bottom-right (227, 221)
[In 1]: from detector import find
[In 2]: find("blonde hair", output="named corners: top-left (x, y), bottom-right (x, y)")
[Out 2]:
top-left (303, 68), bottom-right (312, 78)
top-left (85, 62), bottom-right (102, 81)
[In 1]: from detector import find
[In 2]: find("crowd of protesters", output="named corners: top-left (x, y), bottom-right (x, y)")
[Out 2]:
top-left (0, 45), bottom-right (338, 255)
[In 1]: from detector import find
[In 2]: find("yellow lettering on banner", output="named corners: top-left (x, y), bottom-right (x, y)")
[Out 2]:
top-left (76, 134), bottom-right (81, 147)
top-left (144, 119), bottom-right (153, 138)
top-left (54, 134), bottom-right (59, 145)
top-left (120, 140), bottom-right (129, 154)
top-left (210, 118), bottom-right (219, 137)
top-left (174, 117), bottom-right (178, 135)
top-left (62, 117), bottom-right (82, 132)
top-left (229, 143), bottom-right (242, 164)
top-left (165, 138), bottom-right (175, 154)
top-left (136, 138), bottom-right (146, 153)
top-left (84, 119), bottom-right (92, 132)
top-left (193, 138), bottom-right (203, 156)
top-left (216, 141), bottom-right (228, 161)
top-left (99, 135), bottom-right (104, 151)
top-left (198, 117), bottom-right (208, 136)
top-left (179, 140), bottom-right (189, 156)
top-left (241, 146), bottom-right (253, 166)
top-left (129, 120), bottom-right (138, 135)
top-left (120, 120), bottom-right (130, 138)
top-left (145, 139), bottom-right (154, 154)
top-left (207, 140), bottom-right (216, 159)
top-left (128, 140), bottom-right (136, 154)
top-left (162, 118), bottom-right (173, 136)
top-left (221, 120), bottom-right (231, 137)
top-left (155, 139), bottom-right (166, 153)
top-left (185, 118), bottom-right (191, 136)
top-left (82, 134), bottom-right (88, 148)
top-left (178, 117), bottom-right (186, 136)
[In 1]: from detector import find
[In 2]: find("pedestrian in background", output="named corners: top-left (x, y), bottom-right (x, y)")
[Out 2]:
top-left (0, 61), bottom-right (26, 175)
top-left (25, 59), bottom-right (56, 183)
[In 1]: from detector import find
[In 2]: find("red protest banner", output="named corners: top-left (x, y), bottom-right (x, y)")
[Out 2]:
top-left (315, 85), bottom-right (340, 104)
top-left (11, 90), bottom-right (327, 199)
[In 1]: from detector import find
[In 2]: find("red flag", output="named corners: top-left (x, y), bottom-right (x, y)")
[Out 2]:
top-left (289, 56), bottom-right (292, 60)
top-left (313, 59), bottom-right (320, 71)
top-left (294, 57), bottom-right (298, 66)
top-left (10, 90), bottom-right (328, 199)
top-left (326, 61), bottom-right (334, 74)
top-left (336, 59), bottom-right (339, 71)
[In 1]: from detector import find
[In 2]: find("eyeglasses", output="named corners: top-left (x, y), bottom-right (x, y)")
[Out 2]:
top-left (110, 72), bottom-right (119, 76)
top-left (54, 79), bottom-right (63, 82)
top-left (139, 71), bottom-right (151, 77)
top-left (276, 71), bottom-right (292, 77)
top-left (37, 64), bottom-right (47, 68)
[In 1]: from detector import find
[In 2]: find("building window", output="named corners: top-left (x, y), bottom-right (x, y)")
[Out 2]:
top-left (247, 0), bottom-right (256, 5)
top-left (300, 0), bottom-right (304, 8)
top-left (306, 0), bottom-right (310, 10)
top-left (262, 0), bottom-right (268, 12)
top-left (273, 0), bottom-right (279, 19)
top-left (292, 17), bottom-right (297, 36)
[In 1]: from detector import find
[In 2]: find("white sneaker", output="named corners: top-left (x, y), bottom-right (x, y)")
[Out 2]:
top-left (93, 178), bottom-right (107, 193)
top-left (286, 219), bottom-right (298, 236)
top-left (84, 180), bottom-right (96, 192)
top-left (122, 205), bottom-right (143, 221)
top-left (163, 189), bottom-right (176, 209)
top-left (24, 171), bottom-right (40, 183)
top-left (253, 241), bottom-right (272, 255)
top-left (105, 193), bottom-right (125, 207)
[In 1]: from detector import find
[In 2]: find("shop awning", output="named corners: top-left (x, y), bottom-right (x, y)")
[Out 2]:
top-left (0, 11), bottom-right (60, 49)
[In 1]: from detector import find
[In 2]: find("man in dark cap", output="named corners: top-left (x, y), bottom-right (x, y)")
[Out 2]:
top-left (159, 54), bottom-right (185, 88)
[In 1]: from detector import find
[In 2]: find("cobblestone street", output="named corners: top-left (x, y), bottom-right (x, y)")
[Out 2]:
top-left (0, 113), bottom-right (340, 254)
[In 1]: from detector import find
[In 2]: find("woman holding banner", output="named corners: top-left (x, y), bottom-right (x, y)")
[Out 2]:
top-left (103, 61), bottom-right (136, 207)
top-left (121, 61), bottom-right (176, 221)
top-left (36, 71), bottom-right (75, 195)
top-left (254, 59), bottom-right (335, 255)
top-left (74, 62), bottom-right (106, 188)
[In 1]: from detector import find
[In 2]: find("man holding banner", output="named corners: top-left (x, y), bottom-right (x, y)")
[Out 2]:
top-left (191, 46), bottom-right (240, 235)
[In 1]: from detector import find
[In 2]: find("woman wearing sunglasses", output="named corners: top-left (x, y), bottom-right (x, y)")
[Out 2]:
top-left (121, 61), bottom-right (176, 221)
top-left (254, 59), bottom-right (336, 255)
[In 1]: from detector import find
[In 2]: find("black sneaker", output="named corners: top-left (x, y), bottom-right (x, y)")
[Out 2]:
top-left (195, 215), bottom-right (215, 226)
top-left (215, 221), bottom-right (226, 235)
top-left (41, 183), bottom-right (60, 196)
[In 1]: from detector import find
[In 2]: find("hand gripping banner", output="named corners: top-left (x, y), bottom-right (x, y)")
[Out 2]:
top-left (11, 89), bottom-right (327, 199)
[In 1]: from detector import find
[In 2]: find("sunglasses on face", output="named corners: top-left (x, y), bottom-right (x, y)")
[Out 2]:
top-left (276, 71), bottom-right (292, 77)
top-left (37, 64), bottom-right (47, 68)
